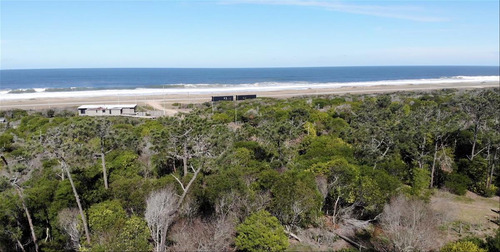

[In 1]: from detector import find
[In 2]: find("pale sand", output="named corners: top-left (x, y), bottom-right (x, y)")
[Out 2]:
top-left (0, 81), bottom-right (498, 111)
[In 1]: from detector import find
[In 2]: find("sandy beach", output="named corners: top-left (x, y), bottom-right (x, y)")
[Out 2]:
top-left (0, 81), bottom-right (498, 111)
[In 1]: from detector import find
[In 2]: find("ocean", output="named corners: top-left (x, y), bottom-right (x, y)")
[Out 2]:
top-left (1, 66), bottom-right (499, 100)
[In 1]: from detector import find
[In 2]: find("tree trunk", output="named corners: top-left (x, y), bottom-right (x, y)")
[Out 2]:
top-left (100, 152), bottom-right (108, 189)
top-left (419, 136), bottom-right (427, 169)
top-left (16, 239), bottom-right (26, 252)
top-left (182, 142), bottom-right (188, 177)
top-left (61, 159), bottom-right (91, 244)
top-left (470, 124), bottom-right (479, 161)
top-left (332, 195), bottom-right (340, 227)
top-left (430, 141), bottom-right (439, 188)
top-left (487, 147), bottom-right (497, 189)
top-left (15, 187), bottom-right (39, 252)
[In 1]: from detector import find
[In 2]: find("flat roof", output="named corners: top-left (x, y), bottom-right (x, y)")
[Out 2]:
top-left (78, 104), bottom-right (137, 109)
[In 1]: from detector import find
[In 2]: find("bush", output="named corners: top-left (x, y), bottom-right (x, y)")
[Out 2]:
top-left (114, 216), bottom-right (152, 252)
top-left (212, 113), bottom-right (232, 123)
top-left (87, 200), bottom-right (126, 233)
top-left (380, 195), bottom-right (440, 252)
top-left (445, 173), bottom-right (471, 196)
top-left (0, 133), bottom-right (14, 152)
top-left (486, 228), bottom-right (500, 252)
top-left (235, 210), bottom-right (288, 252)
top-left (457, 236), bottom-right (486, 249)
top-left (270, 170), bottom-right (322, 227)
top-left (457, 158), bottom-right (488, 195)
top-left (440, 240), bottom-right (486, 252)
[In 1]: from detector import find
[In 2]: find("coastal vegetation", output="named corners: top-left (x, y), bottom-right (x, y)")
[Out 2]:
top-left (0, 88), bottom-right (499, 251)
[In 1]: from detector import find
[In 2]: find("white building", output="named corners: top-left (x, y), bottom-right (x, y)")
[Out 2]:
top-left (77, 104), bottom-right (137, 116)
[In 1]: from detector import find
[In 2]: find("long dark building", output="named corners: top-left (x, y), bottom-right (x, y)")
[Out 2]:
top-left (236, 95), bottom-right (257, 101)
top-left (211, 95), bottom-right (234, 102)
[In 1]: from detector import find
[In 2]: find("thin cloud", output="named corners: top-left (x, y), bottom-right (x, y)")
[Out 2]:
top-left (221, 0), bottom-right (449, 22)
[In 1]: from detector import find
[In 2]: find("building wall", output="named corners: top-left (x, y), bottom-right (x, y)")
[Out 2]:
top-left (122, 108), bottom-right (136, 114)
top-left (85, 110), bottom-right (98, 116)
top-left (110, 109), bottom-right (122, 115)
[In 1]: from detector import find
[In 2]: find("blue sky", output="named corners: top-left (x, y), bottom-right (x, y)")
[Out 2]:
top-left (1, 0), bottom-right (499, 69)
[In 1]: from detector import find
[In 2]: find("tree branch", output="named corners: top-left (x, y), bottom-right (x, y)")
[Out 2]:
top-left (171, 174), bottom-right (186, 192)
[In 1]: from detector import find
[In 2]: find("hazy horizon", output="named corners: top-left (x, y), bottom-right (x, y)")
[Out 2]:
top-left (2, 64), bottom-right (500, 71)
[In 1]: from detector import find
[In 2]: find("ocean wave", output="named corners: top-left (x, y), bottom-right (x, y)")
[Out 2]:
top-left (1, 75), bottom-right (498, 101)
top-left (7, 88), bottom-right (37, 94)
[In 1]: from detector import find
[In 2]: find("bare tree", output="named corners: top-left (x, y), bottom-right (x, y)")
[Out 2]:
top-left (1, 156), bottom-right (39, 252)
top-left (145, 161), bottom-right (207, 252)
top-left (43, 127), bottom-right (92, 245)
top-left (165, 128), bottom-right (193, 177)
top-left (169, 195), bottom-right (238, 252)
top-left (169, 216), bottom-right (235, 252)
top-left (379, 195), bottom-right (442, 252)
top-left (57, 208), bottom-right (81, 250)
top-left (59, 158), bottom-right (91, 245)
top-left (145, 186), bottom-right (178, 252)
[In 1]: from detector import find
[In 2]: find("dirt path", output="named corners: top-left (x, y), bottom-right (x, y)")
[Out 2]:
top-left (146, 100), bottom-right (180, 116)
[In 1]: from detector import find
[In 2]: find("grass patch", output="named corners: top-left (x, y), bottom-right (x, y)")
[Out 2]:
top-left (453, 195), bottom-right (475, 203)
top-left (286, 243), bottom-right (316, 252)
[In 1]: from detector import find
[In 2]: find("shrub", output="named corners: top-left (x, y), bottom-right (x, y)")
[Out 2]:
top-left (457, 158), bottom-right (488, 195)
top-left (0, 133), bottom-right (14, 152)
top-left (486, 228), bottom-right (500, 252)
top-left (114, 216), bottom-right (152, 252)
top-left (445, 173), bottom-right (471, 196)
top-left (380, 195), bottom-right (440, 252)
top-left (87, 200), bottom-right (126, 233)
top-left (457, 236), bottom-right (486, 249)
top-left (440, 241), bottom-right (486, 252)
top-left (235, 210), bottom-right (288, 252)
top-left (270, 170), bottom-right (322, 227)
top-left (212, 113), bottom-right (232, 123)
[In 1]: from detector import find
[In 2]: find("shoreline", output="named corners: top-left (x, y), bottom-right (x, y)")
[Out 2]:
top-left (0, 81), bottom-right (498, 110)
top-left (2, 76), bottom-right (498, 100)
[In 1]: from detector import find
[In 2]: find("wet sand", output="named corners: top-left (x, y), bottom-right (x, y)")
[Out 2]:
top-left (0, 81), bottom-right (498, 110)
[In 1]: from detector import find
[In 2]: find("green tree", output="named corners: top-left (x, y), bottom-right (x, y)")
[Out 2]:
top-left (270, 170), bottom-right (322, 227)
top-left (310, 158), bottom-right (360, 225)
top-left (235, 210), bottom-right (288, 252)
top-left (85, 200), bottom-right (134, 250)
top-left (296, 136), bottom-right (353, 169)
top-left (113, 216), bottom-right (152, 252)
top-left (87, 200), bottom-right (126, 235)
top-left (457, 157), bottom-right (489, 195)
top-left (444, 173), bottom-right (470, 195)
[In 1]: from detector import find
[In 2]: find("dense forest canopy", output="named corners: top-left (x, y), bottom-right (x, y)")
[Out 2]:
top-left (0, 88), bottom-right (499, 251)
